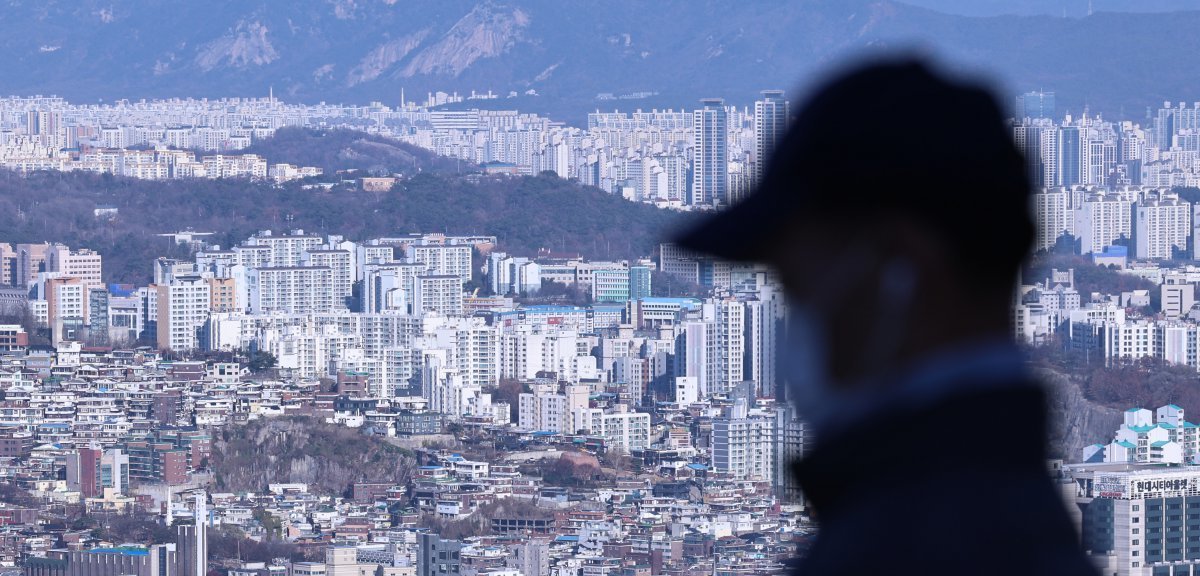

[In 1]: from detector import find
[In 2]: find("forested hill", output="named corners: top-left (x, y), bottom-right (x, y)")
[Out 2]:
top-left (242, 127), bottom-right (461, 176)
top-left (0, 168), bottom-right (693, 284)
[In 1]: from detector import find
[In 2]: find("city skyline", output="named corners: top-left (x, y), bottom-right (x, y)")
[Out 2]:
top-left (8, 3), bottom-right (1200, 576)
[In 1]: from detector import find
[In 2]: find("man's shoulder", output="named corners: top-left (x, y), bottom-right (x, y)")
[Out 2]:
top-left (809, 382), bottom-right (1049, 462)
top-left (795, 383), bottom-right (1053, 514)
top-left (794, 383), bottom-right (1098, 575)
top-left (798, 470), bottom-right (1098, 576)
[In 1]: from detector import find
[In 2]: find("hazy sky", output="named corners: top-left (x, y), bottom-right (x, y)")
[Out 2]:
top-left (901, 0), bottom-right (1199, 17)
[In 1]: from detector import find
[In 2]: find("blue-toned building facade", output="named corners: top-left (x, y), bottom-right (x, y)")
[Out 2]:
top-left (1071, 463), bottom-right (1200, 576)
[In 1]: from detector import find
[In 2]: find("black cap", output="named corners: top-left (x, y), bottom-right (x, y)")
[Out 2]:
top-left (675, 58), bottom-right (1030, 264)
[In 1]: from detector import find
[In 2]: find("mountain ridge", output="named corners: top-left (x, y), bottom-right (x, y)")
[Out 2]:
top-left (2, 1), bottom-right (1200, 121)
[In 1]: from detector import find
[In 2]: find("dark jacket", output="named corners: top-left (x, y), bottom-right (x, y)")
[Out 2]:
top-left (792, 385), bottom-right (1099, 575)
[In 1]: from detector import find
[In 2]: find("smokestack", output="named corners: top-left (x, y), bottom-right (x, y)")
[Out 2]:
top-left (165, 489), bottom-right (173, 527)
top-left (195, 493), bottom-right (207, 576)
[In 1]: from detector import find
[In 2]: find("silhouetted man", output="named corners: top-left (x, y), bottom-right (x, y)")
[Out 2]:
top-left (676, 59), bottom-right (1098, 575)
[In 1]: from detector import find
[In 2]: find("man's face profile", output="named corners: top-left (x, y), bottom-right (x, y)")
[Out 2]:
top-left (771, 211), bottom-right (957, 391)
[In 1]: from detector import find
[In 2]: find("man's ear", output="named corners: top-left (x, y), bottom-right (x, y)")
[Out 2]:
top-left (883, 216), bottom-right (949, 280)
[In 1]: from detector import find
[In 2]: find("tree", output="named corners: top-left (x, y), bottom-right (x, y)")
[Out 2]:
top-left (527, 280), bottom-right (590, 305)
top-left (651, 270), bottom-right (708, 298)
top-left (542, 454), bottom-right (601, 487)
top-left (207, 520), bottom-right (301, 563)
top-left (248, 352), bottom-right (277, 373)
top-left (252, 508), bottom-right (283, 537)
top-left (601, 447), bottom-right (632, 474)
top-left (1024, 252), bottom-right (1160, 312)
top-left (1048, 232), bottom-right (1079, 256)
top-left (0, 165), bottom-right (691, 285)
top-left (493, 379), bottom-right (529, 422)
top-left (0, 302), bottom-right (47, 345)
top-left (0, 482), bottom-right (42, 508)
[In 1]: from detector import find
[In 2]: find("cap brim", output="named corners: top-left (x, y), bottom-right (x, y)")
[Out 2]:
top-left (673, 189), bottom-right (784, 262)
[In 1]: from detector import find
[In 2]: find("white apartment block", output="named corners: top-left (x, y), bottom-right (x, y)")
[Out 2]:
top-left (1032, 188), bottom-right (1078, 252)
top-left (743, 292), bottom-right (785, 400)
top-left (45, 244), bottom-right (103, 287)
top-left (207, 313), bottom-right (423, 380)
top-left (46, 277), bottom-right (87, 345)
top-left (231, 244), bottom-right (273, 270)
top-left (674, 376), bottom-right (699, 405)
top-left (329, 348), bottom-right (390, 398)
top-left (304, 249), bottom-right (355, 300)
top-left (612, 357), bottom-right (648, 404)
top-left (210, 313), bottom-right (421, 356)
top-left (774, 405), bottom-right (807, 503)
top-left (600, 409), bottom-right (651, 453)
top-left (572, 261), bottom-right (628, 291)
top-left (193, 249), bottom-right (237, 274)
top-left (155, 276), bottom-right (211, 352)
top-left (676, 321), bottom-right (710, 398)
top-left (1069, 304), bottom-right (1127, 326)
top-left (202, 154), bottom-right (268, 179)
top-left (1159, 323), bottom-right (1200, 368)
top-left (406, 245), bottom-right (472, 282)
top-left (247, 231), bottom-right (324, 267)
top-left (1134, 194), bottom-right (1191, 260)
top-left (703, 301), bottom-right (745, 397)
top-left (1103, 320), bottom-right (1159, 363)
top-left (1084, 405), bottom-right (1200, 466)
top-left (1162, 277), bottom-right (1196, 320)
top-left (248, 266), bottom-right (338, 314)
top-left (1076, 193), bottom-right (1133, 255)
top-left (712, 400), bottom-right (776, 481)
top-left (412, 275), bottom-right (463, 317)
top-left (1076, 318), bottom-right (1200, 371)
top-left (488, 253), bottom-right (542, 295)
top-left (519, 389), bottom-right (569, 433)
top-left (363, 263), bottom-right (424, 314)
top-left (267, 323), bottom-right (360, 380)
top-left (356, 244), bottom-right (395, 280)
top-left (1013, 302), bottom-right (1057, 345)
top-left (420, 349), bottom-right (489, 420)
top-left (518, 384), bottom-right (589, 433)
top-left (419, 316), bottom-right (500, 389)
top-left (499, 327), bottom-right (594, 382)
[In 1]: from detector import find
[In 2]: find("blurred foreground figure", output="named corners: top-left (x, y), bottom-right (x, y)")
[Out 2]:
top-left (677, 59), bottom-right (1097, 575)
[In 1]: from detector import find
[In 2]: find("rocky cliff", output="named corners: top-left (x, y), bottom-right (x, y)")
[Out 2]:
top-left (211, 416), bottom-right (416, 495)
top-left (1041, 367), bottom-right (1123, 462)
